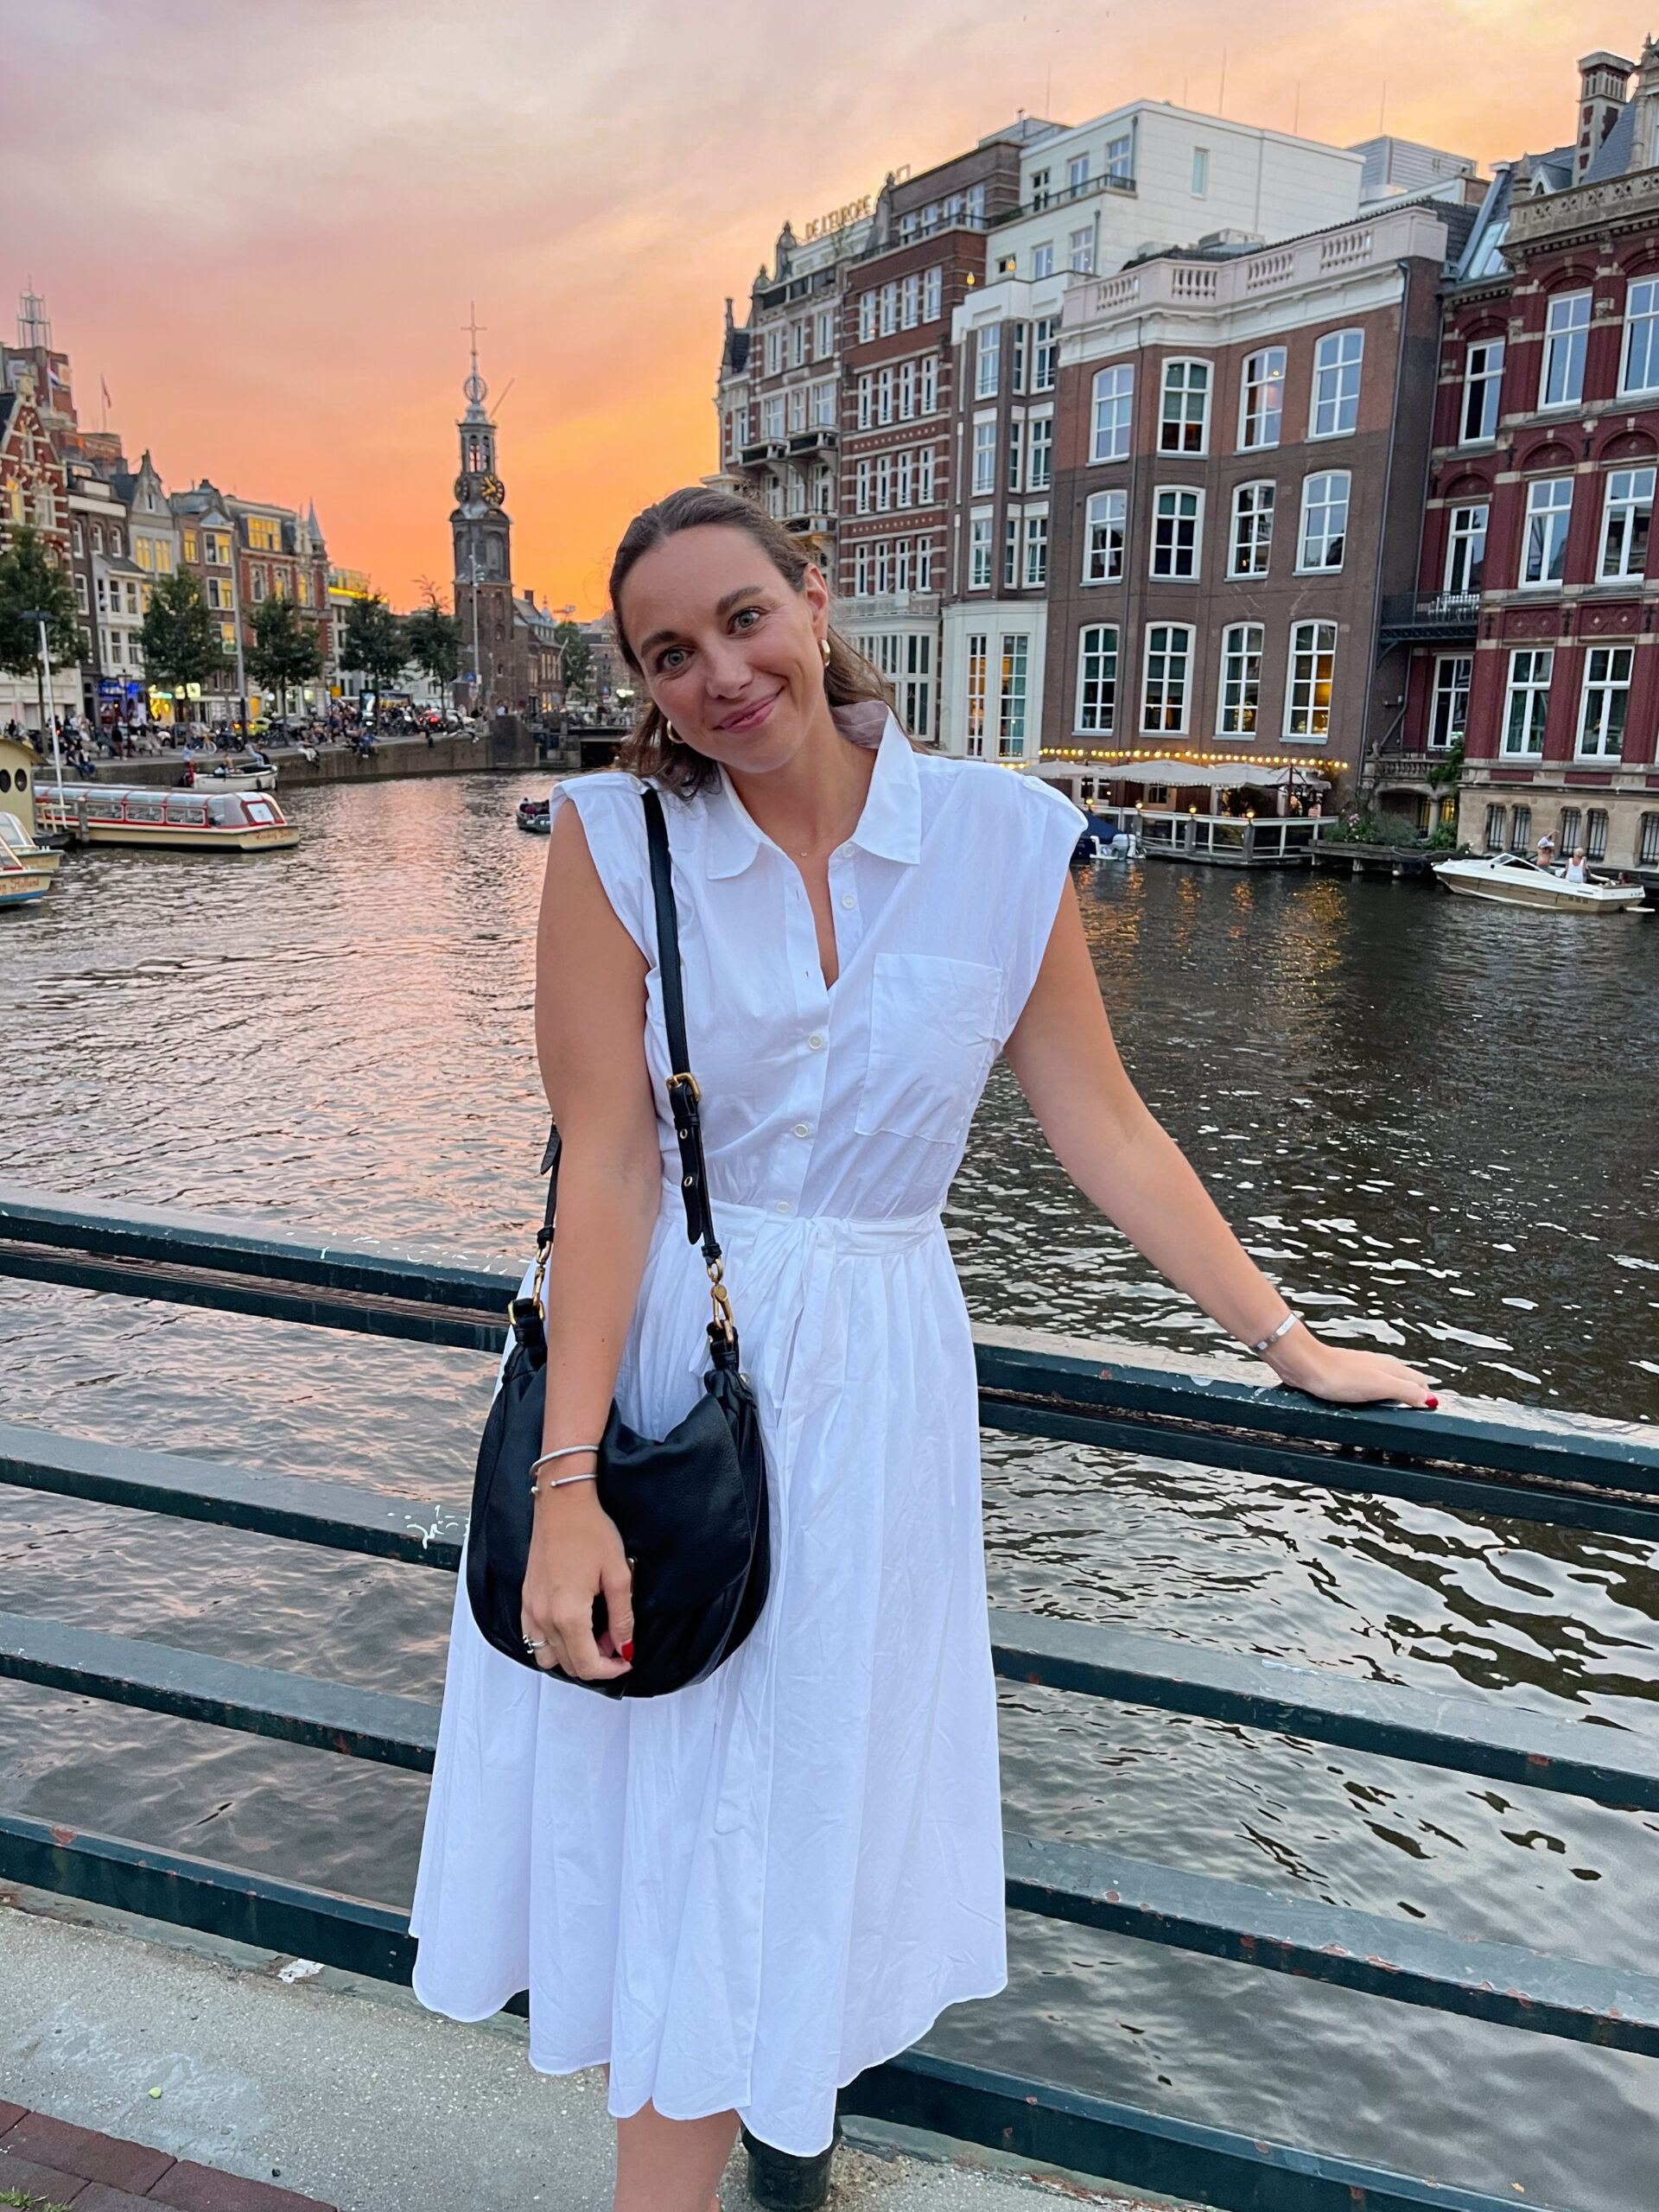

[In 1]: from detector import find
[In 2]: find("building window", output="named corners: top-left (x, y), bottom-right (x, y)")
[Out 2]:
top-left (1430, 655), bottom-right (1471, 749)
top-left (249, 567), bottom-right (268, 602)
top-left (967, 182), bottom-right (985, 224)
top-left (896, 450), bottom-right (912, 508)
top-left (901, 632), bottom-right (932, 736)
top-left (1230, 481), bottom-right (1274, 576)
top-left (1522, 476), bottom-right (1573, 585)
top-left (969, 516), bottom-right (993, 588)
top-left (1075, 624), bottom-right (1118, 733)
top-left (877, 366), bottom-right (893, 425)
top-left (1541, 291), bottom-right (1591, 407)
top-left (1067, 153), bottom-right (1090, 194)
top-left (1311, 329), bottom-right (1363, 437)
top-left (1033, 319), bottom-right (1058, 392)
top-left (1239, 347), bottom-right (1286, 450)
top-left (899, 361), bottom-right (916, 420)
top-left (1586, 808), bottom-right (1610, 860)
top-left (918, 446), bottom-right (936, 503)
top-left (855, 459), bottom-right (870, 514)
top-left (1084, 489), bottom-right (1126, 582)
top-left (924, 267), bottom-right (942, 322)
top-left (875, 454), bottom-right (892, 511)
top-left (1091, 365), bottom-right (1134, 461)
top-left (1637, 812), bottom-right (1659, 866)
top-left (182, 531), bottom-right (197, 562)
top-left (997, 633), bottom-right (1029, 756)
top-left (1027, 415), bottom-right (1053, 490)
top-left (1069, 226), bottom-right (1094, 274)
top-left (1160, 359), bottom-right (1210, 453)
top-left (901, 274), bottom-right (920, 329)
top-left (1003, 516), bottom-right (1019, 588)
top-left (1484, 803), bottom-right (1508, 850)
top-left (1011, 323), bottom-right (1027, 393)
top-left (1578, 645), bottom-right (1631, 757)
top-left (1559, 806), bottom-right (1583, 855)
top-left (1443, 503), bottom-right (1487, 594)
top-left (73, 572), bottom-right (88, 611)
top-left (762, 394), bottom-right (785, 440)
top-left (1461, 338), bottom-right (1505, 440)
top-left (817, 308), bottom-right (834, 356)
top-left (1509, 804), bottom-right (1533, 855)
top-left (1299, 472), bottom-right (1349, 570)
top-left (1023, 513), bottom-right (1048, 587)
top-left (1599, 467), bottom-right (1654, 579)
top-left (920, 354), bottom-right (938, 411)
top-left (976, 326), bottom-right (1001, 398)
top-left (859, 293), bottom-right (876, 342)
top-left (972, 421), bottom-right (996, 494)
top-left (1502, 646), bottom-right (1553, 754)
top-left (1151, 487), bottom-right (1202, 578)
top-left (880, 283), bottom-right (899, 337)
top-left (1217, 621), bottom-right (1263, 734)
top-left (1106, 130), bottom-right (1133, 181)
top-left (813, 379), bottom-right (836, 428)
top-left (787, 385), bottom-right (806, 434)
top-left (1191, 147), bottom-right (1210, 195)
top-left (965, 632), bottom-right (988, 756)
top-left (1286, 620), bottom-right (1337, 739)
top-left (1007, 419), bottom-right (1023, 493)
top-left (1142, 624), bottom-right (1192, 732)
top-left (1033, 241), bottom-right (1054, 279)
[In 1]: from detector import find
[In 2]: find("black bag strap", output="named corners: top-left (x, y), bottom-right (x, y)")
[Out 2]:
top-left (520, 785), bottom-right (733, 1350)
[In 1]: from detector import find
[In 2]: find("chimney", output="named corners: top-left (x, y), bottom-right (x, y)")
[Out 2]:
top-left (1577, 49), bottom-right (1636, 178)
top-left (1632, 35), bottom-right (1659, 174)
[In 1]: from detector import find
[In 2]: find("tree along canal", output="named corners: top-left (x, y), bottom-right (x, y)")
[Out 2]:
top-left (1, 771), bottom-right (1656, 2207)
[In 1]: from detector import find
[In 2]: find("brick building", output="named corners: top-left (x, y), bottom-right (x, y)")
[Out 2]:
top-left (1381, 41), bottom-right (1659, 875)
top-left (837, 135), bottom-right (1027, 739)
top-left (1037, 204), bottom-right (1453, 816)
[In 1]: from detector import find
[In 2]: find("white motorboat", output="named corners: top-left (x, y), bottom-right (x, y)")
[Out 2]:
top-left (1432, 850), bottom-right (1645, 912)
top-left (36, 781), bottom-right (299, 853)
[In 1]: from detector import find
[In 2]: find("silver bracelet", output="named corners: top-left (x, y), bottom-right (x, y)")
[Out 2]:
top-left (528, 1445), bottom-right (601, 1474)
top-left (530, 1470), bottom-right (598, 1497)
top-left (1248, 1312), bottom-right (1303, 1356)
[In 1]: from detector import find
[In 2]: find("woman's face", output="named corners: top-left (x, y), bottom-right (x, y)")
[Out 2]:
top-left (620, 524), bottom-right (830, 779)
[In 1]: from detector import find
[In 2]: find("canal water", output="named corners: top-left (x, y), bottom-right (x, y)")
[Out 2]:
top-left (2, 772), bottom-right (1656, 2208)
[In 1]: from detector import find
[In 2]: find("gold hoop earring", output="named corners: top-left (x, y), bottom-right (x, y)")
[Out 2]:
top-left (820, 638), bottom-right (831, 667)
top-left (664, 721), bottom-right (677, 744)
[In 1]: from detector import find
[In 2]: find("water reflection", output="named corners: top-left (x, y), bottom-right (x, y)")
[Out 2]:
top-left (2, 775), bottom-right (1658, 2207)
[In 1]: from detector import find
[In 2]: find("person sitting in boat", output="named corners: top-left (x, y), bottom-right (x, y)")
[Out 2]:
top-left (1563, 849), bottom-right (1588, 884)
top-left (1536, 830), bottom-right (1557, 870)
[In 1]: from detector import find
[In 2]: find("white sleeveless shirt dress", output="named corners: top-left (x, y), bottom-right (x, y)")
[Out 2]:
top-left (410, 710), bottom-right (1084, 2156)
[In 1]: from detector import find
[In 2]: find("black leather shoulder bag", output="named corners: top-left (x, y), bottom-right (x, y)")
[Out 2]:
top-left (466, 786), bottom-right (771, 1696)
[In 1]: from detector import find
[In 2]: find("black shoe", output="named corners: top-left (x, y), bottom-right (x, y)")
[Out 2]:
top-left (740, 2119), bottom-right (842, 2209)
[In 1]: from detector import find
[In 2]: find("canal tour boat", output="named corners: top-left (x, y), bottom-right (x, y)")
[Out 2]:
top-left (0, 737), bottom-right (62, 910)
top-left (1432, 849), bottom-right (1645, 912)
top-left (516, 795), bottom-right (551, 835)
top-left (35, 782), bottom-right (299, 854)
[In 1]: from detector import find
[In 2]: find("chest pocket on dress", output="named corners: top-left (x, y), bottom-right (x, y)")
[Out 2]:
top-left (855, 953), bottom-right (1003, 1151)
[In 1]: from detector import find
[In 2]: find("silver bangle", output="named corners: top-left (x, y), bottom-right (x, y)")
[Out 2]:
top-left (530, 1470), bottom-right (599, 1497)
top-left (1249, 1312), bottom-right (1303, 1357)
top-left (528, 1445), bottom-right (601, 1474)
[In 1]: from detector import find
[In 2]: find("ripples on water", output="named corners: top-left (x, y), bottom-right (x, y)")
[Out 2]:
top-left (2, 773), bottom-right (1656, 2208)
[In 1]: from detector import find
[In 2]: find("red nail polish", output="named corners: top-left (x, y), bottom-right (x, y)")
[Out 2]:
top-left (1426, 1395), bottom-right (1440, 1411)
top-left (620, 1640), bottom-right (634, 1662)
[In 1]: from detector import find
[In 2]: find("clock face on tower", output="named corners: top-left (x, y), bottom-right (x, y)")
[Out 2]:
top-left (480, 474), bottom-right (505, 506)
top-left (453, 475), bottom-right (469, 503)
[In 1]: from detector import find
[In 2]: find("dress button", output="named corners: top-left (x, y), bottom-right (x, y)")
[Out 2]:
top-left (775, 1199), bottom-right (791, 1214)
top-left (840, 893), bottom-right (856, 909)
top-left (793, 1122), bottom-right (811, 1138)
top-left (808, 1033), bottom-right (825, 1050)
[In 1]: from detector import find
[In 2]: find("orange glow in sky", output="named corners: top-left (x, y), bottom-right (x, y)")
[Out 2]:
top-left (3, 2), bottom-right (1623, 614)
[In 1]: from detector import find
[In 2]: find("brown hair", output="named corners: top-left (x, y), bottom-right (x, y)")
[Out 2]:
top-left (608, 486), bottom-right (891, 794)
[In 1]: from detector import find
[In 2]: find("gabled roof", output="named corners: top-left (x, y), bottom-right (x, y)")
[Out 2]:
top-left (1585, 103), bottom-right (1639, 183)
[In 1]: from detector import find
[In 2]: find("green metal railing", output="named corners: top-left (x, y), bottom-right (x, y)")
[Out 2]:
top-left (3, 1184), bottom-right (1658, 2211)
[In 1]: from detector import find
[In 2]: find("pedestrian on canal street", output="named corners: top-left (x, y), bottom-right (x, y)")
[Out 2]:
top-left (410, 486), bottom-right (1438, 2212)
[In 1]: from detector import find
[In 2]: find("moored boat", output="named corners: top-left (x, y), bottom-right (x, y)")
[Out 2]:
top-left (1432, 850), bottom-right (1644, 911)
top-left (516, 795), bottom-right (550, 835)
top-left (0, 737), bottom-right (62, 910)
top-left (36, 782), bottom-right (299, 853)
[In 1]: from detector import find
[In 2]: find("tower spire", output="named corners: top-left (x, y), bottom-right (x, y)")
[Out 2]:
top-left (461, 302), bottom-right (488, 413)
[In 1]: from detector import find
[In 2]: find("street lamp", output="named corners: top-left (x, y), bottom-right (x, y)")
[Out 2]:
top-left (22, 610), bottom-right (67, 799)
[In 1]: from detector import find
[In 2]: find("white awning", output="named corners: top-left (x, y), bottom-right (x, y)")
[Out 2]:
top-left (1087, 758), bottom-right (1331, 791)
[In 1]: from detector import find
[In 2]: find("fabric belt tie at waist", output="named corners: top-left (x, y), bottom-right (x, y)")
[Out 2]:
top-left (661, 1182), bottom-right (943, 1255)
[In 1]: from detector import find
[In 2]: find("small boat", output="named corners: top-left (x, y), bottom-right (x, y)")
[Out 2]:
top-left (36, 782), bottom-right (299, 853)
top-left (1432, 850), bottom-right (1644, 912)
top-left (517, 796), bottom-right (551, 836)
top-left (0, 737), bottom-right (62, 910)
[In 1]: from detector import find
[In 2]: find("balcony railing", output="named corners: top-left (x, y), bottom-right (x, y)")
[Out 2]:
top-left (737, 439), bottom-right (787, 467)
top-left (1377, 589), bottom-right (1481, 644)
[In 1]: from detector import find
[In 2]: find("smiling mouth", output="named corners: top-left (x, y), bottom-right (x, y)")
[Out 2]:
top-left (716, 691), bottom-right (781, 734)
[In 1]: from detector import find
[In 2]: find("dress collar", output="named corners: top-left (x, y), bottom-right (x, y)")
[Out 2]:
top-left (703, 707), bottom-right (921, 879)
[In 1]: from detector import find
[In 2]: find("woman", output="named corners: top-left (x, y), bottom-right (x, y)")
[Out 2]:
top-left (411, 487), bottom-right (1435, 2212)
top-left (1564, 847), bottom-right (1589, 884)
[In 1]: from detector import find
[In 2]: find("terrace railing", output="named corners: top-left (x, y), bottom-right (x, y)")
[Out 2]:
top-left (3, 1185), bottom-right (1658, 2212)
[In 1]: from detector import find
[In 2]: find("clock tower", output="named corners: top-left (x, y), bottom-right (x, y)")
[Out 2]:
top-left (450, 312), bottom-right (515, 715)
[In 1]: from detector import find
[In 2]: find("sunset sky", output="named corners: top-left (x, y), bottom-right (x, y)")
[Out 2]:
top-left (2, 2), bottom-right (1630, 614)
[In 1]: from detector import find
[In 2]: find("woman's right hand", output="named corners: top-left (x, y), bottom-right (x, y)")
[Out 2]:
top-left (521, 1484), bottom-right (634, 1681)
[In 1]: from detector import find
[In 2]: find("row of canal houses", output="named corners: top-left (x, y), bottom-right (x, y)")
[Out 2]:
top-left (715, 37), bottom-right (1659, 881)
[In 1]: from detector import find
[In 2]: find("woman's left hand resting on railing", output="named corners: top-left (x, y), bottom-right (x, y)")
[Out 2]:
top-left (1003, 879), bottom-right (1437, 1410)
